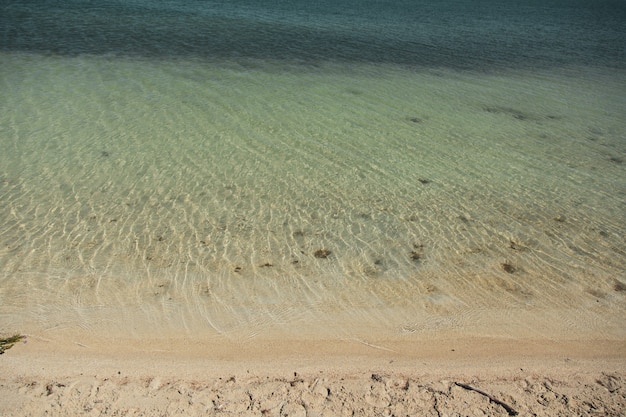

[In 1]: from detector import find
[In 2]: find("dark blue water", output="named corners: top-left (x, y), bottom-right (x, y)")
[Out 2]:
top-left (2, 0), bottom-right (625, 70)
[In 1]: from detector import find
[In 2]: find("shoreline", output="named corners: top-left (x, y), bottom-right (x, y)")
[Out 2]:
top-left (2, 333), bottom-right (624, 416)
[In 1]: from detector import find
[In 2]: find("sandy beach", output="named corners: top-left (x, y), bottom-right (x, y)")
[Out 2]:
top-left (1, 331), bottom-right (625, 416)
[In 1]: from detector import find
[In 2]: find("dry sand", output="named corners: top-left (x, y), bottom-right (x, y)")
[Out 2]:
top-left (1, 332), bottom-right (625, 416)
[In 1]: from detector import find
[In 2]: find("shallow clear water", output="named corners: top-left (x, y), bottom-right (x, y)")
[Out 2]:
top-left (1, 0), bottom-right (625, 341)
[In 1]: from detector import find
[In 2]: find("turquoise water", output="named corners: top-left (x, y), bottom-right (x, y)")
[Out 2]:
top-left (1, 0), bottom-right (625, 340)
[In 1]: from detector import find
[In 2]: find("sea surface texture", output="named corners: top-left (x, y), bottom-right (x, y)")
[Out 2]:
top-left (1, 0), bottom-right (625, 341)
